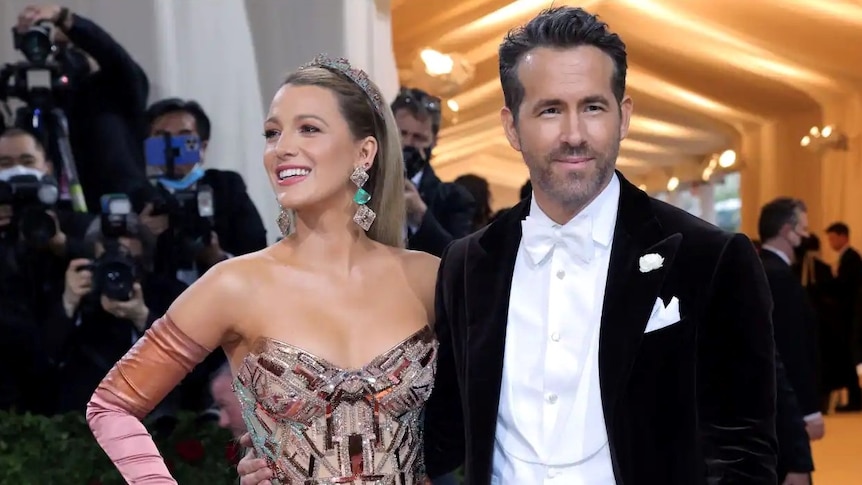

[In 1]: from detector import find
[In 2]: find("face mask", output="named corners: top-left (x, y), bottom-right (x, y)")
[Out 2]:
top-left (156, 165), bottom-right (205, 191)
top-left (403, 146), bottom-right (432, 179)
top-left (0, 165), bottom-right (45, 182)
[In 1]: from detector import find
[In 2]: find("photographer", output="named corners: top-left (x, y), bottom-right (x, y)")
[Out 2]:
top-left (47, 208), bottom-right (208, 413)
top-left (138, 98), bottom-right (267, 282)
top-left (12, 4), bottom-right (151, 212)
top-left (393, 88), bottom-right (475, 256)
top-left (0, 128), bottom-right (93, 259)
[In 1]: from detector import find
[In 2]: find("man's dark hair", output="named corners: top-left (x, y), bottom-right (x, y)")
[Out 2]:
top-left (145, 98), bottom-right (212, 142)
top-left (498, 6), bottom-right (627, 122)
top-left (826, 222), bottom-right (849, 236)
top-left (0, 127), bottom-right (45, 153)
top-left (391, 87), bottom-right (441, 135)
top-left (758, 197), bottom-right (807, 241)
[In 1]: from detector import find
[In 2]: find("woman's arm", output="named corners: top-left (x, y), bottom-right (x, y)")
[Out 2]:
top-left (87, 260), bottom-right (245, 483)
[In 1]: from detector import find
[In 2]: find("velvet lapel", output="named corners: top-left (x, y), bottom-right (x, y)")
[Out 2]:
top-left (599, 173), bottom-right (682, 427)
top-left (464, 198), bottom-right (529, 468)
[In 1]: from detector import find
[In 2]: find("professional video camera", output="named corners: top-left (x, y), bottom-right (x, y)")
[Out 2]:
top-left (145, 133), bottom-right (215, 266)
top-left (83, 194), bottom-right (138, 302)
top-left (0, 20), bottom-right (90, 213)
top-left (0, 170), bottom-right (60, 246)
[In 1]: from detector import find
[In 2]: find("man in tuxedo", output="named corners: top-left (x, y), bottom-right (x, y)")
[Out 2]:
top-left (758, 198), bottom-right (822, 484)
top-left (825, 222), bottom-right (862, 411)
top-left (423, 6), bottom-right (776, 484)
top-left (237, 6), bottom-right (777, 485)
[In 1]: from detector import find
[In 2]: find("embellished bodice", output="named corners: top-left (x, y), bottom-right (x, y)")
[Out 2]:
top-left (233, 327), bottom-right (438, 485)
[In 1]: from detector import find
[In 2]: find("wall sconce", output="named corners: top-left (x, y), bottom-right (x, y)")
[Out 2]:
top-left (667, 176), bottom-right (680, 192)
top-left (702, 149), bottom-right (737, 182)
top-left (411, 48), bottom-right (474, 98)
top-left (800, 125), bottom-right (847, 153)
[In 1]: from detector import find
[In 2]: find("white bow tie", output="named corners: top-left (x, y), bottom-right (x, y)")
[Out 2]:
top-left (521, 215), bottom-right (594, 265)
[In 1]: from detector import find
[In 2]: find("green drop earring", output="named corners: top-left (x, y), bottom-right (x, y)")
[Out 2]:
top-left (350, 165), bottom-right (375, 231)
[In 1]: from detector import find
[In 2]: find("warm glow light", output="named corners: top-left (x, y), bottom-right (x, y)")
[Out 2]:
top-left (420, 49), bottom-right (453, 76)
top-left (821, 125), bottom-right (833, 138)
top-left (447, 99), bottom-right (459, 112)
top-left (800, 136), bottom-right (811, 147)
top-left (702, 167), bottom-right (714, 182)
top-left (809, 126), bottom-right (820, 137)
top-left (718, 149), bottom-right (737, 168)
top-left (667, 177), bottom-right (680, 192)
top-left (638, 184), bottom-right (648, 191)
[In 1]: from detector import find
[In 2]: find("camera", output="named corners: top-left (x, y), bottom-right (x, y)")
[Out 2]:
top-left (150, 183), bottom-right (215, 260)
top-left (0, 21), bottom-right (74, 109)
top-left (0, 171), bottom-right (60, 246)
top-left (144, 133), bottom-right (215, 265)
top-left (85, 194), bottom-right (138, 302)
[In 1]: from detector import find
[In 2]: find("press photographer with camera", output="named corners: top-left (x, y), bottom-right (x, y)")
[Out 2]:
top-left (393, 88), bottom-right (475, 256)
top-left (46, 195), bottom-right (204, 414)
top-left (9, 4), bottom-right (152, 212)
top-left (137, 98), bottom-right (267, 282)
top-left (0, 128), bottom-right (94, 259)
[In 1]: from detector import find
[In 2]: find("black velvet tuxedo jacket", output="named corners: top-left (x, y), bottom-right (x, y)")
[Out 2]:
top-left (423, 173), bottom-right (778, 485)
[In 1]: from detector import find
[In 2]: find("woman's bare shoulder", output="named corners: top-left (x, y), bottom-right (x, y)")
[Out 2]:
top-left (397, 248), bottom-right (441, 280)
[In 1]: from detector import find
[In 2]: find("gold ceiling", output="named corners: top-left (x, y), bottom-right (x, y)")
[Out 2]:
top-left (392, 0), bottom-right (862, 207)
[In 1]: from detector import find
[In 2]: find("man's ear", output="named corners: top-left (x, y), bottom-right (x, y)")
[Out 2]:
top-left (501, 107), bottom-right (521, 152)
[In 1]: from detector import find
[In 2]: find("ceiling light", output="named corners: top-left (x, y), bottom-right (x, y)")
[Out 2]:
top-left (420, 49), bottom-right (453, 76)
top-left (447, 99), bottom-right (459, 112)
top-left (667, 177), bottom-right (679, 192)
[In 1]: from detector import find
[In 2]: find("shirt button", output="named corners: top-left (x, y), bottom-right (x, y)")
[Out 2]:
top-left (556, 269), bottom-right (566, 279)
top-left (551, 332), bottom-right (560, 342)
top-left (546, 393), bottom-right (558, 404)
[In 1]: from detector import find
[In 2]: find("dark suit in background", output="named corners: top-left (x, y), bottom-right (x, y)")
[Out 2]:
top-left (760, 249), bottom-right (821, 418)
top-left (834, 247), bottom-right (862, 410)
top-left (425, 173), bottom-right (777, 484)
top-left (408, 165), bottom-right (475, 257)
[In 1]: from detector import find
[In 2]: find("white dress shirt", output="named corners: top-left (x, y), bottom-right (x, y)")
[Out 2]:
top-left (492, 174), bottom-right (620, 484)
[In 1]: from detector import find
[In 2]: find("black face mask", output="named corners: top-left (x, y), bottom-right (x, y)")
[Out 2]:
top-left (403, 146), bottom-right (432, 179)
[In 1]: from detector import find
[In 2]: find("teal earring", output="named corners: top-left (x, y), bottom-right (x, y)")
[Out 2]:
top-left (350, 165), bottom-right (375, 231)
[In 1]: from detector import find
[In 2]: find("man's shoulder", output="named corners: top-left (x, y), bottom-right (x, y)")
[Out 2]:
top-left (202, 168), bottom-right (248, 192)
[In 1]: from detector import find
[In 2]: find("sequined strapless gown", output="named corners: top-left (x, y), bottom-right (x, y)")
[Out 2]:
top-left (233, 327), bottom-right (437, 485)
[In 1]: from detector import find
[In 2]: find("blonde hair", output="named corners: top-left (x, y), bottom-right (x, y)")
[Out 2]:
top-left (281, 64), bottom-right (405, 248)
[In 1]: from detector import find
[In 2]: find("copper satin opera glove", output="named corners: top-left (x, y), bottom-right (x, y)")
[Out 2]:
top-left (86, 316), bottom-right (211, 484)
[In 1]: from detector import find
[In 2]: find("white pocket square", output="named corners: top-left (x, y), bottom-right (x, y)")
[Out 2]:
top-left (645, 296), bottom-right (681, 333)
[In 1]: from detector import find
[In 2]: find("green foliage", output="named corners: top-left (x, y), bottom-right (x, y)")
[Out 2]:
top-left (0, 411), bottom-right (239, 485)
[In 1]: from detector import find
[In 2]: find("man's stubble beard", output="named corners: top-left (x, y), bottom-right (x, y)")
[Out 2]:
top-left (525, 136), bottom-right (620, 215)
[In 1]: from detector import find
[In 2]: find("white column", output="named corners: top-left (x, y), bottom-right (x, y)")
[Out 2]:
top-left (699, 183), bottom-right (717, 225)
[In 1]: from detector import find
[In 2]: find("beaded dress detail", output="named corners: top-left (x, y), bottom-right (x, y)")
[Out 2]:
top-left (233, 327), bottom-right (437, 485)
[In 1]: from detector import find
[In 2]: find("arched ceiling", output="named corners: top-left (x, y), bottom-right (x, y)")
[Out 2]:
top-left (391, 0), bottom-right (862, 207)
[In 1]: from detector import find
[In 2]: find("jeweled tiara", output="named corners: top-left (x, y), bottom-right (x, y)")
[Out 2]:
top-left (299, 54), bottom-right (384, 116)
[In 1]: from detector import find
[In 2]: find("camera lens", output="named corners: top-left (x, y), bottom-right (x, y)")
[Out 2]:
top-left (20, 23), bottom-right (54, 65)
top-left (19, 208), bottom-right (56, 247)
top-left (100, 261), bottom-right (135, 302)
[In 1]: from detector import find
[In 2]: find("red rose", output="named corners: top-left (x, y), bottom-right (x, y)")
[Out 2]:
top-left (175, 439), bottom-right (205, 463)
top-left (225, 441), bottom-right (242, 464)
